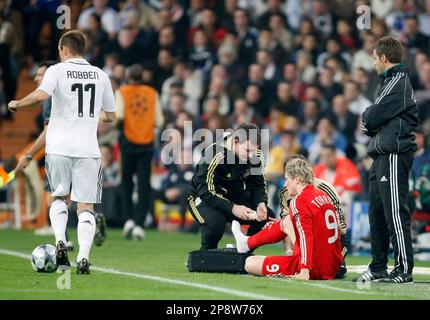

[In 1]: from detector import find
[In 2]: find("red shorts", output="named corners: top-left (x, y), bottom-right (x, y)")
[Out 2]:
top-left (261, 254), bottom-right (300, 277)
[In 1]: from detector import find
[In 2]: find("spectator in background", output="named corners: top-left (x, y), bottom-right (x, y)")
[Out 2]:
top-left (116, 0), bottom-right (157, 33)
top-left (299, 98), bottom-right (321, 144)
top-left (161, 61), bottom-right (203, 116)
top-left (352, 33), bottom-right (376, 73)
top-left (343, 80), bottom-right (371, 116)
top-left (314, 143), bottom-right (362, 198)
top-left (116, 64), bottom-right (165, 240)
top-left (295, 34), bottom-right (319, 66)
top-left (273, 81), bottom-right (300, 118)
top-left (282, 63), bottom-right (308, 101)
top-left (245, 83), bottom-right (268, 119)
top-left (370, 0), bottom-right (394, 19)
top-left (401, 15), bottom-right (430, 52)
top-left (257, 29), bottom-right (289, 66)
top-left (164, 93), bottom-right (186, 128)
top-left (418, 0), bottom-right (430, 37)
top-left (316, 37), bottom-right (352, 71)
top-left (268, 13), bottom-right (293, 52)
top-left (415, 61), bottom-right (430, 123)
top-left (296, 51), bottom-right (317, 84)
top-left (233, 8), bottom-right (259, 66)
top-left (336, 18), bottom-right (359, 51)
top-left (78, 0), bottom-right (118, 40)
top-left (352, 67), bottom-right (379, 100)
top-left (106, 26), bottom-right (143, 66)
top-left (230, 97), bottom-right (263, 129)
top-left (384, 0), bottom-right (410, 35)
top-left (305, 117), bottom-right (347, 164)
top-left (153, 150), bottom-right (194, 231)
top-left (256, 49), bottom-right (280, 82)
top-left (203, 76), bottom-right (231, 116)
top-left (316, 67), bottom-right (343, 102)
top-left (311, 0), bottom-right (335, 39)
top-left (258, 0), bottom-right (287, 29)
top-left (154, 49), bottom-right (175, 91)
top-left (0, 4), bottom-right (13, 119)
top-left (331, 94), bottom-right (359, 147)
top-left (188, 28), bottom-right (215, 77)
top-left (188, 8), bottom-right (226, 49)
top-left (83, 13), bottom-right (108, 67)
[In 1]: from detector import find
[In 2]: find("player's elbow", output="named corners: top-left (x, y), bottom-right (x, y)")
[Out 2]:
top-left (35, 90), bottom-right (49, 102)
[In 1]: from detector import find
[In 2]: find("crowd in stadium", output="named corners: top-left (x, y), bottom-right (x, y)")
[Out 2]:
top-left (0, 0), bottom-right (430, 237)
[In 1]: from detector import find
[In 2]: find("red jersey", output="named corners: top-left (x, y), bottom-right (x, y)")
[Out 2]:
top-left (289, 185), bottom-right (343, 280)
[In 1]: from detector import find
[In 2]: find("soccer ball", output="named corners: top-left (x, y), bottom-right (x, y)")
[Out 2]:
top-left (31, 244), bottom-right (57, 273)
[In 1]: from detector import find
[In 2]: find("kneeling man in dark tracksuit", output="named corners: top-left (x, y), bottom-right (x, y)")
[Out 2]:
top-left (358, 36), bottom-right (418, 283)
top-left (188, 122), bottom-right (274, 249)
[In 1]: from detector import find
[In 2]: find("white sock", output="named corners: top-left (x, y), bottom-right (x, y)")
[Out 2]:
top-left (231, 221), bottom-right (250, 253)
top-left (49, 199), bottom-right (68, 245)
top-left (77, 210), bottom-right (96, 262)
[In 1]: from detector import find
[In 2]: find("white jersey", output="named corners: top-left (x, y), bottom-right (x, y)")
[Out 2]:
top-left (38, 58), bottom-right (115, 158)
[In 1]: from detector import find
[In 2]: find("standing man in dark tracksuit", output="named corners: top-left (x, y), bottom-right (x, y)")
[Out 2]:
top-left (357, 36), bottom-right (418, 283)
top-left (188, 122), bottom-right (274, 249)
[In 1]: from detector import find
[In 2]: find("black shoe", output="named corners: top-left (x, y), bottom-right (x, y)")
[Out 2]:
top-left (335, 260), bottom-right (347, 279)
top-left (94, 212), bottom-right (106, 247)
top-left (352, 269), bottom-right (388, 282)
top-left (76, 258), bottom-right (91, 274)
top-left (380, 271), bottom-right (413, 283)
top-left (56, 240), bottom-right (70, 270)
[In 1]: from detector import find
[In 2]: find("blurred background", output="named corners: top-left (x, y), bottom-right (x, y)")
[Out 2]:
top-left (0, 0), bottom-right (430, 258)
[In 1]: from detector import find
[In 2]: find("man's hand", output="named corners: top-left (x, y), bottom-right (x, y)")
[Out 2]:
top-left (8, 101), bottom-right (19, 112)
top-left (15, 156), bottom-right (30, 172)
top-left (292, 268), bottom-right (310, 280)
top-left (232, 204), bottom-right (253, 221)
top-left (263, 217), bottom-right (278, 230)
top-left (256, 202), bottom-right (267, 221)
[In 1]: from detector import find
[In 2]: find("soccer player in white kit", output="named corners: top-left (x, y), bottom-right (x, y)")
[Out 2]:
top-left (8, 30), bottom-right (116, 274)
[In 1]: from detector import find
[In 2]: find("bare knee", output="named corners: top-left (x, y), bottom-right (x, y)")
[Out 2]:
top-left (77, 202), bottom-right (94, 214)
top-left (245, 256), bottom-right (265, 276)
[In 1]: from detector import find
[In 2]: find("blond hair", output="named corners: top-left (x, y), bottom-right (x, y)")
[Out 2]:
top-left (285, 158), bottom-right (314, 185)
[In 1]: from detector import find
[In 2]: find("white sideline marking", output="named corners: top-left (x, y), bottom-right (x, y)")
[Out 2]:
top-left (0, 249), bottom-right (283, 300)
top-left (265, 277), bottom-right (379, 296)
top-left (348, 265), bottom-right (430, 275)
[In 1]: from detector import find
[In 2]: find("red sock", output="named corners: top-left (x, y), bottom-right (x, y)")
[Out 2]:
top-left (247, 220), bottom-right (286, 250)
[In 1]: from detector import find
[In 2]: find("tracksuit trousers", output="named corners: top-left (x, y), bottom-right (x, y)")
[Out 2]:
top-left (368, 151), bottom-right (414, 274)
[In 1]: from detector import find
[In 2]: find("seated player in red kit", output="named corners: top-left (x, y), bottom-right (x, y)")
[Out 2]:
top-left (232, 157), bottom-right (343, 280)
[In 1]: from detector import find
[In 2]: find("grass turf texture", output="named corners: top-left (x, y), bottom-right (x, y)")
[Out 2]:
top-left (1, 229), bottom-right (430, 300)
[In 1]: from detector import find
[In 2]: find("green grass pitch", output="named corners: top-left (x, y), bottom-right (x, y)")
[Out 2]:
top-left (0, 228), bottom-right (429, 300)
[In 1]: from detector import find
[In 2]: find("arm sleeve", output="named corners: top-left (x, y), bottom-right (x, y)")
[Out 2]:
top-left (362, 75), bottom-right (406, 131)
top-left (245, 149), bottom-right (268, 205)
top-left (102, 76), bottom-right (116, 112)
top-left (290, 197), bottom-right (314, 270)
top-left (38, 66), bottom-right (57, 96)
top-left (195, 153), bottom-right (235, 213)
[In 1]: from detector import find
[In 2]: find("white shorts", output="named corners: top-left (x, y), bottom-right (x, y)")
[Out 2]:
top-left (45, 154), bottom-right (102, 203)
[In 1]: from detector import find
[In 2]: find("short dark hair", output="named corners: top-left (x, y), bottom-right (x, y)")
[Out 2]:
top-left (128, 63), bottom-right (143, 82)
top-left (59, 30), bottom-right (86, 56)
top-left (373, 36), bottom-right (402, 64)
top-left (234, 122), bottom-right (261, 147)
